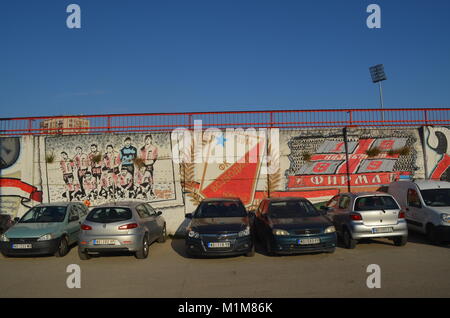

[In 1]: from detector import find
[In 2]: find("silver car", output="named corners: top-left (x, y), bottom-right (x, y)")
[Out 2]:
top-left (78, 201), bottom-right (166, 260)
top-left (322, 192), bottom-right (408, 248)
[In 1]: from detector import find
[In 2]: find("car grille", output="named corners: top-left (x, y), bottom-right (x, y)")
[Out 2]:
top-left (200, 233), bottom-right (239, 240)
top-left (292, 229), bottom-right (322, 235)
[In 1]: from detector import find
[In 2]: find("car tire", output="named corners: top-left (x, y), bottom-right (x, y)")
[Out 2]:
top-left (157, 224), bottom-right (166, 243)
top-left (393, 236), bottom-right (407, 246)
top-left (426, 224), bottom-right (439, 245)
top-left (1, 251), bottom-right (9, 258)
top-left (343, 229), bottom-right (357, 249)
top-left (135, 235), bottom-right (149, 259)
top-left (55, 236), bottom-right (69, 257)
top-left (78, 247), bottom-right (91, 260)
top-left (327, 248), bottom-right (336, 253)
top-left (245, 244), bottom-right (255, 257)
top-left (265, 237), bottom-right (274, 256)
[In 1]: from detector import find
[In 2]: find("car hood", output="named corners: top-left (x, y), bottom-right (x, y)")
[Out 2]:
top-left (429, 206), bottom-right (450, 214)
top-left (269, 216), bottom-right (331, 230)
top-left (5, 223), bottom-right (63, 238)
top-left (190, 217), bottom-right (249, 233)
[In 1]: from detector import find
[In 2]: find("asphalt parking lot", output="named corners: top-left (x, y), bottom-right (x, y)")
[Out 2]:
top-left (0, 232), bottom-right (449, 298)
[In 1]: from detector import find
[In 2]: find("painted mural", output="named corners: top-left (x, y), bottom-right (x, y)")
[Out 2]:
top-left (424, 126), bottom-right (450, 181)
top-left (0, 137), bottom-right (43, 217)
top-left (44, 133), bottom-right (180, 206)
top-left (284, 128), bottom-right (421, 203)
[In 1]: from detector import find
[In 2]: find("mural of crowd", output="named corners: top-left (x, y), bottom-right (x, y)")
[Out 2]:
top-left (57, 135), bottom-right (159, 201)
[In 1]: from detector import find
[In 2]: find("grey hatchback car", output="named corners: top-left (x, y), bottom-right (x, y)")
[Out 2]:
top-left (323, 192), bottom-right (408, 248)
top-left (78, 201), bottom-right (166, 260)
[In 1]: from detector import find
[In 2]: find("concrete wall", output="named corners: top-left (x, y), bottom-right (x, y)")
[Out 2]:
top-left (1, 126), bottom-right (449, 234)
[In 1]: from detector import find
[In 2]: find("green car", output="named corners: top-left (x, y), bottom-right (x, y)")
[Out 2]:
top-left (0, 202), bottom-right (88, 257)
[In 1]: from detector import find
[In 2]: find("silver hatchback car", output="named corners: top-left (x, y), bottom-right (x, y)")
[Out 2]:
top-left (78, 201), bottom-right (166, 260)
top-left (322, 192), bottom-right (408, 248)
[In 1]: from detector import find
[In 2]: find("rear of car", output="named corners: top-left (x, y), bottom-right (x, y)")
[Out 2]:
top-left (78, 202), bottom-right (166, 259)
top-left (255, 198), bottom-right (337, 255)
top-left (327, 193), bottom-right (408, 248)
top-left (185, 198), bottom-right (254, 257)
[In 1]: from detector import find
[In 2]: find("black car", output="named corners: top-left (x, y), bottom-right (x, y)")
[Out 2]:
top-left (185, 198), bottom-right (255, 257)
top-left (254, 197), bottom-right (337, 255)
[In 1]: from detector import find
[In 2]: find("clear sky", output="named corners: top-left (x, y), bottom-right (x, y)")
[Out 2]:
top-left (1, 0), bottom-right (449, 118)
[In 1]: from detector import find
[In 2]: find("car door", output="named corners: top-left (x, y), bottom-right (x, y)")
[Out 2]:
top-left (145, 203), bottom-right (164, 239)
top-left (406, 188), bottom-right (425, 232)
top-left (66, 205), bottom-right (81, 244)
top-left (136, 204), bottom-right (158, 242)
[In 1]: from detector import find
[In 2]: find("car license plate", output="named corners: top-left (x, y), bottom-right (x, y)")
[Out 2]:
top-left (208, 242), bottom-right (230, 248)
top-left (93, 239), bottom-right (116, 245)
top-left (372, 227), bottom-right (394, 234)
top-left (298, 238), bottom-right (320, 245)
top-left (12, 244), bottom-right (32, 249)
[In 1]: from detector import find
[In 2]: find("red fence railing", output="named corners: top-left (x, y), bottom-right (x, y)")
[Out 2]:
top-left (0, 108), bottom-right (449, 136)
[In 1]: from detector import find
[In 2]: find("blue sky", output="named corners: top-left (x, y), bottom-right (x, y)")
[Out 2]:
top-left (1, 0), bottom-right (449, 118)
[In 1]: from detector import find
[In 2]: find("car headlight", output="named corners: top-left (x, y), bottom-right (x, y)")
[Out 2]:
top-left (0, 234), bottom-right (9, 242)
top-left (272, 229), bottom-right (289, 236)
top-left (37, 233), bottom-right (54, 241)
top-left (324, 226), bottom-right (336, 233)
top-left (238, 226), bottom-right (250, 237)
top-left (187, 230), bottom-right (200, 239)
top-left (441, 213), bottom-right (450, 223)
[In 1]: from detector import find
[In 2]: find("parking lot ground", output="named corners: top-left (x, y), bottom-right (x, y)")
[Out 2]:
top-left (0, 232), bottom-right (449, 298)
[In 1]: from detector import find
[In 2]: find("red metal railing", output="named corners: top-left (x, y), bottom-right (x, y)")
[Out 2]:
top-left (0, 108), bottom-right (449, 136)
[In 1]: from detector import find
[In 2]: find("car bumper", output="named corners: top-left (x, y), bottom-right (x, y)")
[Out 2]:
top-left (0, 238), bottom-right (60, 256)
top-left (349, 221), bottom-right (408, 240)
top-left (271, 233), bottom-right (337, 254)
top-left (185, 236), bottom-right (253, 257)
top-left (79, 233), bottom-right (144, 253)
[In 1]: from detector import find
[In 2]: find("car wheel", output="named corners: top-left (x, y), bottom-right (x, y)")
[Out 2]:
top-left (327, 248), bottom-right (336, 253)
top-left (343, 229), bottom-right (357, 249)
top-left (426, 224), bottom-right (439, 245)
top-left (265, 237), bottom-right (274, 256)
top-left (78, 247), bottom-right (91, 260)
top-left (157, 224), bottom-right (166, 243)
top-left (1, 251), bottom-right (9, 258)
top-left (245, 244), bottom-right (255, 257)
top-left (55, 236), bottom-right (69, 257)
top-left (135, 235), bottom-right (149, 259)
top-left (393, 236), bottom-right (407, 246)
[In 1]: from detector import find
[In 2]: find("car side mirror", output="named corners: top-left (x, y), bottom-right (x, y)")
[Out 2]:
top-left (157, 211), bottom-right (163, 216)
top-left (185, 213), bottom-right (193, 219)
top-left (14, 217), bottom-right (20, 223)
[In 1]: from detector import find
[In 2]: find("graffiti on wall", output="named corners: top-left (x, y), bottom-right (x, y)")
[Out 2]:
top-left (45, 133), bottom-right (179, 206)
top-left (285, 128), bottom-right (419, 202)
top-left (425, 126), bottom-right (450, 181)
top-left (0, 137), bottom-right (43, 217)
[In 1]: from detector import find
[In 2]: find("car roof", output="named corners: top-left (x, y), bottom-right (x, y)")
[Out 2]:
top-left (412, 179), bottom-right (450, 190)
top-left (339, 192), bottom-right (393, 198)
top-left (94, 200), bottom-right (148, 208)
top-left (35, 202), bottom-right (77, 207)
top-left (265, 197), bottom-right (308, 202)
top-left (201, 197), bottom-right (242, 202)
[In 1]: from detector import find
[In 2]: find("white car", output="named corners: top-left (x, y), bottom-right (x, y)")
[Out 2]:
top-left (388, 180), bottom-right (450, 244)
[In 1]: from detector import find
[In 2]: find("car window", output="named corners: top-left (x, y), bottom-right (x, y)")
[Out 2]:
top-left (268, 200), bottom-right (320, 218)
top-left (19, 206), bottom-right (67, 223)
top-left (144, 204), bottom-right (157, 216)
top-left (68, 206), bottom-right (79, 221)
top-left (86, 207), bottom-right (132, 223)
top-left (354, 196), bottom-right (399, 211)
top-left (339, 196), bottom-right (350, 209)
top-left (78, 204), bottom-right (88, 216)
top-left (136, 205), bottom-right (151, 218)
top-left (195, 201), bottom-right (247, 218)
top-left (407, 189), bottom-right (422, 208)
top-left (327, 196), bottom-right (339, 208)
top-left (419, 188), bottom-right (450, 207)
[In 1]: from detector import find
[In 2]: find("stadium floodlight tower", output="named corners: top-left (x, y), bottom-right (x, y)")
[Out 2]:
top-left (369, 64), bottom-right (387, 121)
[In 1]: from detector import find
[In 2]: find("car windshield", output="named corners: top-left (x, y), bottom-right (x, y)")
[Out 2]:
top-left (420, 189), bottom-right (450, 207)
top-left (268, 200), bottom-right (320, 218)
top-left (19, 206), bottom-right (67, 223)
top-left (86, 207), bottom-right (132, 223)
top-left (195, 201), bottom-right (247, 218)
top-left (354, 196), bottom-right (399, 211)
